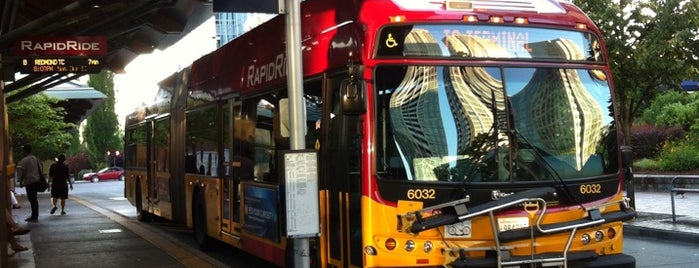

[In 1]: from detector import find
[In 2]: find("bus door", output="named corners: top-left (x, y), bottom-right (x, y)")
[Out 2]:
top-left (222, 98), bottom-right (245, 236)
top-left (323, 76), bottom-right (363, 267)
top-left (149, 116), bottom-right (172, 219)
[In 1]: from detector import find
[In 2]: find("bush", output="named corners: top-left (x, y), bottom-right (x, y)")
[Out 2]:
top-left (77, 169), bottom-right (94, 181)
top-left (633, 158), bottom-right (660, 170)
top-left (657, 138), bottom-right (699, 171)
top-left (640, 90), bottom-right (699, 130)
top-left (67, 153), bottom-right (92, 177)
top-left (630, 124), bottom-right (683, 159)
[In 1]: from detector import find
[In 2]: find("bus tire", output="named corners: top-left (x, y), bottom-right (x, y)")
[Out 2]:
top-left (193, 189), bottom-right (214, 250)
top-left (136, 180), bottom-right (151, 222)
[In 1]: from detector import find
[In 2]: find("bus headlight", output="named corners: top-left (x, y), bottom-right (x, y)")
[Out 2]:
top-left (595, 230), bottom-right (605, 242)
top-left (365, 246), bottom-right (377, 256)
top-left (424, 241), bottom-right (434, 253)
top-left (404, 240), bottom-right (415, 252)
top-left (581, 233), bottom-right (591, 245)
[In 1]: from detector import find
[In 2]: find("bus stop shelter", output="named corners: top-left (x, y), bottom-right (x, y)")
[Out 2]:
top-left (0, 0), bottom-right (213, 265)
top-left (42, 80), bottom-right (107, 125)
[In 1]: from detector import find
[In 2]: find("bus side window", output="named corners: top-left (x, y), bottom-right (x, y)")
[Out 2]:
top-left (243, 97), bottom-right (275, 182)
top-left (185, 155), bottom-right (198, 174)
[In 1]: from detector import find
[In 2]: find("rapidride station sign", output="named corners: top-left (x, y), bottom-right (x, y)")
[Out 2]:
top-left (11, 36), bottom-right (107, 74)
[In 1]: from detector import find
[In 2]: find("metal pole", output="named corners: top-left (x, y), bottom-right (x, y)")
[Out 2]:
top-left (285, 0), bottom-right (310, 266)
top-left (0, 53), bottom-right (10, 267)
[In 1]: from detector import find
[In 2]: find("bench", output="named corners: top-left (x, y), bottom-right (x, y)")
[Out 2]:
top-left (670, 176), bottom-right (699, 223)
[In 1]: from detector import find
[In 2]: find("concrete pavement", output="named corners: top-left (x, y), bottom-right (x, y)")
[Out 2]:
top-left (625, 191), bottom-right (699, 244)
top-left (6, 186), bottom-right (226, 268)
top-left (6, 188), bottom-right (698, 267)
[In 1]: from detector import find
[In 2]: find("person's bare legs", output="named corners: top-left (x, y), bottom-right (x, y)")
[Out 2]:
top-left (51, 197), bottom-right (58, 214)
top-left (60, 198), bottom-right (66, 214)
top-left (8, 234), bottom-right (27, 252)
top-left (6, 209), bottom-right (29, 234)
top-left (6, 209), bottom-right (20, 230)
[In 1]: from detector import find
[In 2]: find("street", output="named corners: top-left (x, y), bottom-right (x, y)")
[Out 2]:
top-left (70, 181), bottom-right (699, 268)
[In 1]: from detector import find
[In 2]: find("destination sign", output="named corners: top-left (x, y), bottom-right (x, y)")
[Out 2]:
top-left (19, 57), bottom-right (102, 74)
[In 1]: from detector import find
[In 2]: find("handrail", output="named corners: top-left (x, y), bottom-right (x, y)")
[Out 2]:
top-left (669, 175), bottom-right (699, 223)
top-left (631, 174), bottom-right (699, 223)
top-left (634, 174), bottom-right (699, 179)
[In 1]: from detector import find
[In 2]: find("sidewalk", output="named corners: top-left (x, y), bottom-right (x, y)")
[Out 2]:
top-left (6, 186), bottom-right (225, 268)
top-left (625, 191), bottom-right (699, 243)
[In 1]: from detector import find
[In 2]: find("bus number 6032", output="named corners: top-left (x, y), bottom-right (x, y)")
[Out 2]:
top-left (406, 189), bottom-right (436, 200)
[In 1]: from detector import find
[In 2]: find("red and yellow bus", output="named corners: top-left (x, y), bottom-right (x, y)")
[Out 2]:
top-left (124, 0), bottom-right (637, 267)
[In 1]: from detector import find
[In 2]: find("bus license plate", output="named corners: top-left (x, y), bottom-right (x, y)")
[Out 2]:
top-left (497, 217), bottom-right (529, 232)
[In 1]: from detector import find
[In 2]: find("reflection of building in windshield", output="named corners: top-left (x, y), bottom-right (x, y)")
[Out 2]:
top-left (528, 38), bottom-right (586, 60)
top-left (443, 35), bottom-right (509, 154)
top-left (390, 31), bottom-right (512, 179)
top-left (390, 29), bottom-right (447, 162)
top-left (388, 30), bottom-right (603, 178)
top-left (511, 39), bottom-right (603, 170)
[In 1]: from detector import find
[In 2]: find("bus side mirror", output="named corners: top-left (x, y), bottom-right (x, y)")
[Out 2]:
top-left (620, 145), bottom-right (633, 167)
top-left (341, 78), bottom-right (366, 115)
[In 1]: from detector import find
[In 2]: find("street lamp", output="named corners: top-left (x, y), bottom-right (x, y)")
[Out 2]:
top-left (106, 150), bottom-right (118, 167)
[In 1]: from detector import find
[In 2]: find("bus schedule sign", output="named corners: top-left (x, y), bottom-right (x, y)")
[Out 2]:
top-left (19, 57), bottom-right (102, 74)
top-left (283, 150), bottom-right (319, 238)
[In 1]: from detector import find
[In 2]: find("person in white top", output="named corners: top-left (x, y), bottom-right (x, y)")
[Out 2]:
top-left (17, 144), bottom-right (42, 222)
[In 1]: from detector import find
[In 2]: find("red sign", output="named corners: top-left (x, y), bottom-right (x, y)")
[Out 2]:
top-left (11, 36), bottom-right (107, 56)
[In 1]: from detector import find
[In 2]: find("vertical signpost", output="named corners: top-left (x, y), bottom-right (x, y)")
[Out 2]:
top-left (284, 0), bottom-right (318, 267)
top-left (214, 0), bottom-right (317, 266)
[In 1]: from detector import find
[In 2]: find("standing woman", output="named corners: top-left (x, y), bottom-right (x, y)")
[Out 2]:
top-left (49, 153), bottom-right (72, 215)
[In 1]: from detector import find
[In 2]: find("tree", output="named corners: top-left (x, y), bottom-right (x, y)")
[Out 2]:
top-left (7, 94), bottom-right (75, 161)
top-left (66, 153), bottom-right (92, 178)
top-left (83, 70), bottom-right (123, 167)
top-left (575, 0), bottom-right (699, 141)
top-left (639, 90), bottom-right (699, 130)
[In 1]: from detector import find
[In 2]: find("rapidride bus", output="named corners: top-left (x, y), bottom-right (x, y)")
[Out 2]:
top-left (124, 0), bottom-right (637, 267)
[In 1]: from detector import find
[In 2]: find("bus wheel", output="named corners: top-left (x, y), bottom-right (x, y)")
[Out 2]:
top-left (193, 190), bottom-right (214, 250)
top-left (136, 180), bottom-right (151, 222)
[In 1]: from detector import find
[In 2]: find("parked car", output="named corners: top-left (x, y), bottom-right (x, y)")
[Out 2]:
top-left (83, 167), bottom-right (124, 182)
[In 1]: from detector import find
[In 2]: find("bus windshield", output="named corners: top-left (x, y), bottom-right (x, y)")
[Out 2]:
top-left (376, 24), bottom-right (602, 62)
top-left (375, 65), bottom-right (618, 183)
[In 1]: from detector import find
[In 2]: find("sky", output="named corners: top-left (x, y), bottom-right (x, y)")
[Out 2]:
top-left (112, 17), bottom-right (217, 128)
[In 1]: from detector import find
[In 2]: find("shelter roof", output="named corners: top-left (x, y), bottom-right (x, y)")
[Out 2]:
top-left (42, 80), bottom-right (106, 125)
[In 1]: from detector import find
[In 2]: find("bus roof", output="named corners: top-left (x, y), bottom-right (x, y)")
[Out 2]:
top-left (392, 0), bottom-right (568, 14)
top-left (178, 0), bottom-right (594, 99)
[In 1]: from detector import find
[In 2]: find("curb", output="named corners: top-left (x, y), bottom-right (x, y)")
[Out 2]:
top-left (624, 224), bottom-right (699, 246)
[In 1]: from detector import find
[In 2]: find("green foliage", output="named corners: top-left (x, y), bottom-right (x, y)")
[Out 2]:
top-left (639, 91), bottom-right (699, 130)
top-left (7, 94), bottom-right (75, 161)
top-left (65, 128), bottom-right (83, 156)
top-left (633, 158), bottom-right (659, 170)
top-left (575, 0), bottom-right (699, 140)
top-left (83, 70), bottom-right (123, 167)
top-left (657, 136), bottom-right (699, 171)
